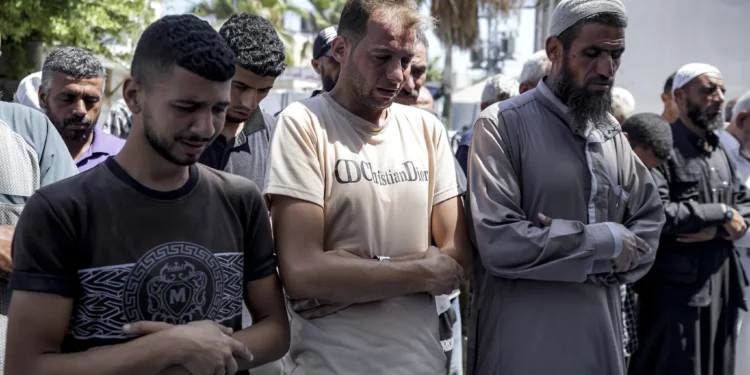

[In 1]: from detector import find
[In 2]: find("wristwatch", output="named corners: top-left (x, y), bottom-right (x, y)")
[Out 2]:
top-left (724, 208), bottom-right (734, 223)
top-left (373, 255), bottom-right (392, 262)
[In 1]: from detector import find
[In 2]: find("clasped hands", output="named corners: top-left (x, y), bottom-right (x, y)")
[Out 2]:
top-left (290, 247), bottom-right (464, 319)
top-left (538, 213), bottom-right (648, 273)
top-left (677, 205), bottom-right (747, 243)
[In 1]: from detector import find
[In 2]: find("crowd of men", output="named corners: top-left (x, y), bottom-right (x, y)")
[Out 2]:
top-left (1, 0), bottom-right (750, 374)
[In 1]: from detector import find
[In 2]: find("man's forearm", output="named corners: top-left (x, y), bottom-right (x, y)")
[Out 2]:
top-left (232, 316), bottom-right (290, 369)
top-left (25, 330), bottom-right (180, 375)
top-left (158, 317), bottom-right (289, 375)
top-left (284, 253), bottom-right (432, 304)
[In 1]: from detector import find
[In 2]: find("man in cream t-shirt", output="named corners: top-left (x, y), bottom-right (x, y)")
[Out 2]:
top-left (263, 0), bottom-right (472, 374)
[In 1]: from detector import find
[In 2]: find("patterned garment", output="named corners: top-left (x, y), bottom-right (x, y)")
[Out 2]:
top-left (621, 283), bottom-right (638, 356)
top-left (100, 99), bottom-right (132, 139)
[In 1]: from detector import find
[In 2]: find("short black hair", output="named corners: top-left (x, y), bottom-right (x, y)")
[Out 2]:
top-left (557, 12), bottom-right (628, 51)
top-left (664, 73), bottom-right (676, 95)
top-left (131, 14), bottom-right (235, 85)
top-left (219, 13), bottom-right (286, 77)
top-left (622, 113), bottom-right (673, 160)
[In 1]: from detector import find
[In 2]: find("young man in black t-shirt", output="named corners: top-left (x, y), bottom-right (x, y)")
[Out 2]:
top-left (5, 15), bottom-right (289, 375)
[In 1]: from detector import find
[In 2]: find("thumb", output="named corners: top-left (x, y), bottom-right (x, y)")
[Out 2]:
top-left (123, 321), bottom-right (174, 336)
top-left (538, 213), bottom-right (552, 226)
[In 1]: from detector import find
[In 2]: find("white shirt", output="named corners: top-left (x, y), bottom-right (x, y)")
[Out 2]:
top-left (719, 130), bottom-right (750, 247)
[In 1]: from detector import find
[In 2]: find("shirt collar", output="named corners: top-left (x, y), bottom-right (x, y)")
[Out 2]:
top-left (534, 76), bottom-right (621, 140)
top-left (80, 127), bottom-right (124, 160)
top-left (674, 119), bottom-right (720, 153)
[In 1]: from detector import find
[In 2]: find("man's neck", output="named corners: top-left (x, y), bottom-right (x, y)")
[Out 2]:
top-left (221, 121), bottom-right (244, 140)
top-left (662, 111), bottom-right (678, 124)
top-left (113, 132), bottom-right (191, 192)
top-left (679, 114), bottom-right (710, 140)
top-left (329, 84), bottom-right (387, 125)
top-left (67, 135), bottom-right (95, 162)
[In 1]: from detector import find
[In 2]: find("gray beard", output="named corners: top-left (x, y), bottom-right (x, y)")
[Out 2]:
top-left (552, 65), bottom-right (613, 133)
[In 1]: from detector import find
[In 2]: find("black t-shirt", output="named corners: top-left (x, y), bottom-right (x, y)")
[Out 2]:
top-left (10, 158), bottom-right (276, 355)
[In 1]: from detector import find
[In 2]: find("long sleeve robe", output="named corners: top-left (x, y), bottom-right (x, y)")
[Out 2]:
top-left (466, 81), bottom-right (665, 375)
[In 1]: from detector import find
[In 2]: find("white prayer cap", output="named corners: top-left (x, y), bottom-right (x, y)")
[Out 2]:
top-left (671, 63), bottom-right (722, 96)
top-left (549, 0), bottom-right (627, 37)
top-left (14, 71), bottom-right (43, 111)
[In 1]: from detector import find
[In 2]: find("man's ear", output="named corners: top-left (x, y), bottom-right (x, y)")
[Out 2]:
top-left (545, 36), bottom-right (563, 68)
top-left (122, 76), bottom-right (142, 115)
top-left (622, 131), bottom-right (630, 141)
top-left (738, 111), bottom-right (749, 129)
top-left (331, 36), bottom-right (347, 65)
top-left (519, 82), bottom-right (532, 95)
top-left (311, 59), bottom-right (321, 75)
top-left (38, 85), bottom-right (48, 110)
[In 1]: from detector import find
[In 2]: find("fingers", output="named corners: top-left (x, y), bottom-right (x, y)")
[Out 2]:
top-left (225, 354), bottom-right (239, 375)
top-left (228, 337), bottom-right (254, 364)
top-left (217, 325), bottom-right (234, 336)
top-left (633, 236), bottom-right (650, 251)
top-left (123, 321), bottom-right (174, 336)
top-left (538, 213), bottom-right (552, 227)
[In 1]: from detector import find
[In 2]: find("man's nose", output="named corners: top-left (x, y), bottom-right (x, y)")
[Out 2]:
top-left (385, 59), bottom-right (406, 84)
top-left (595, 56), bottom-right (615, 78)
top-left (243, 90), bottom-right (259, 112)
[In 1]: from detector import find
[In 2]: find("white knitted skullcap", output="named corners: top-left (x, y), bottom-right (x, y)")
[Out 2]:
top-left (549, 0), bottom-right (627, 37)
top-left (672, 63), bottom-right (722, 95)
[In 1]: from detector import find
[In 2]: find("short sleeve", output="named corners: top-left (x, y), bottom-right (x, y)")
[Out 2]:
top-left (263, 109), bottom-right (325, 207)
top-left (39, 118), bottom-right (78, 186)
top-left (244, 185), bottom-right (277, 282)
top-left (9, 192), bottom-right (78, 297)
top-left (431, 118), bottom-right (463, 205)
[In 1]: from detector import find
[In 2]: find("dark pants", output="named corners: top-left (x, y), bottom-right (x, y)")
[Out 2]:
top-left (629, 260), bottom-right (739, 375)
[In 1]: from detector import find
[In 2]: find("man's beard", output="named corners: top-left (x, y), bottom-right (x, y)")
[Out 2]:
top-left (686, 98), bottom-right (724, 131)
top-left (553, 58), bottom-right (613, 132)
top-left (346, 56), bottom-right (394, 111)
top-left (322, 73), bottom-right (338, 92)
top-left (395, 88), bottom-right (418, 106)
top-left (47, 110), bottom-right (98, 141)
top-left (142, 104), bottom-right (211, 166)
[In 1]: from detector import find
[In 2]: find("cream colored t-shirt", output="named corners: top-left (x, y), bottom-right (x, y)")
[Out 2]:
top-left (264, 93), bottom-right (461, 375)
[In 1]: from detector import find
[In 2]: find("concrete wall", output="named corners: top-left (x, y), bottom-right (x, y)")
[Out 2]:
top-left (617, 0), bottom-right (750, 114)
top-left (534, 0), bottom-right (750, 115)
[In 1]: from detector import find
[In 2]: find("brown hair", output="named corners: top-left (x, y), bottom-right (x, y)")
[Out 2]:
top-left (338, 0), bottom-right (429, 46)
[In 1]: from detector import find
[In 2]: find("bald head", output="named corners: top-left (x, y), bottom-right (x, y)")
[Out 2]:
top-left (519, 50), bottom-right (551, 94)
top-left (481, 74), bottom-right (519, 110)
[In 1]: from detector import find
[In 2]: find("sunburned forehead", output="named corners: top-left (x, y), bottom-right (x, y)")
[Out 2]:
top-left (573, 22), bottom-right (625, 48)
top-left (364, 14), bottom-right (418, 56)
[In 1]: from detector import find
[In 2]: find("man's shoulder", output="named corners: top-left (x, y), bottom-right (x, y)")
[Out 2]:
top-left (479, 90), bottom-right (539, 124)
top-left (0, 101), bottom-right (53, 142)
top-left (197, 164), bottom-right (264, 203)
top-left (391, 103), bottom-right (447, 132)
top-left (34, 163), bottom-right (110, 205)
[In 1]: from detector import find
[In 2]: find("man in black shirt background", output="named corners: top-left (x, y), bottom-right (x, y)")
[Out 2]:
top-left (631, 63), bottom-right (750, 375)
